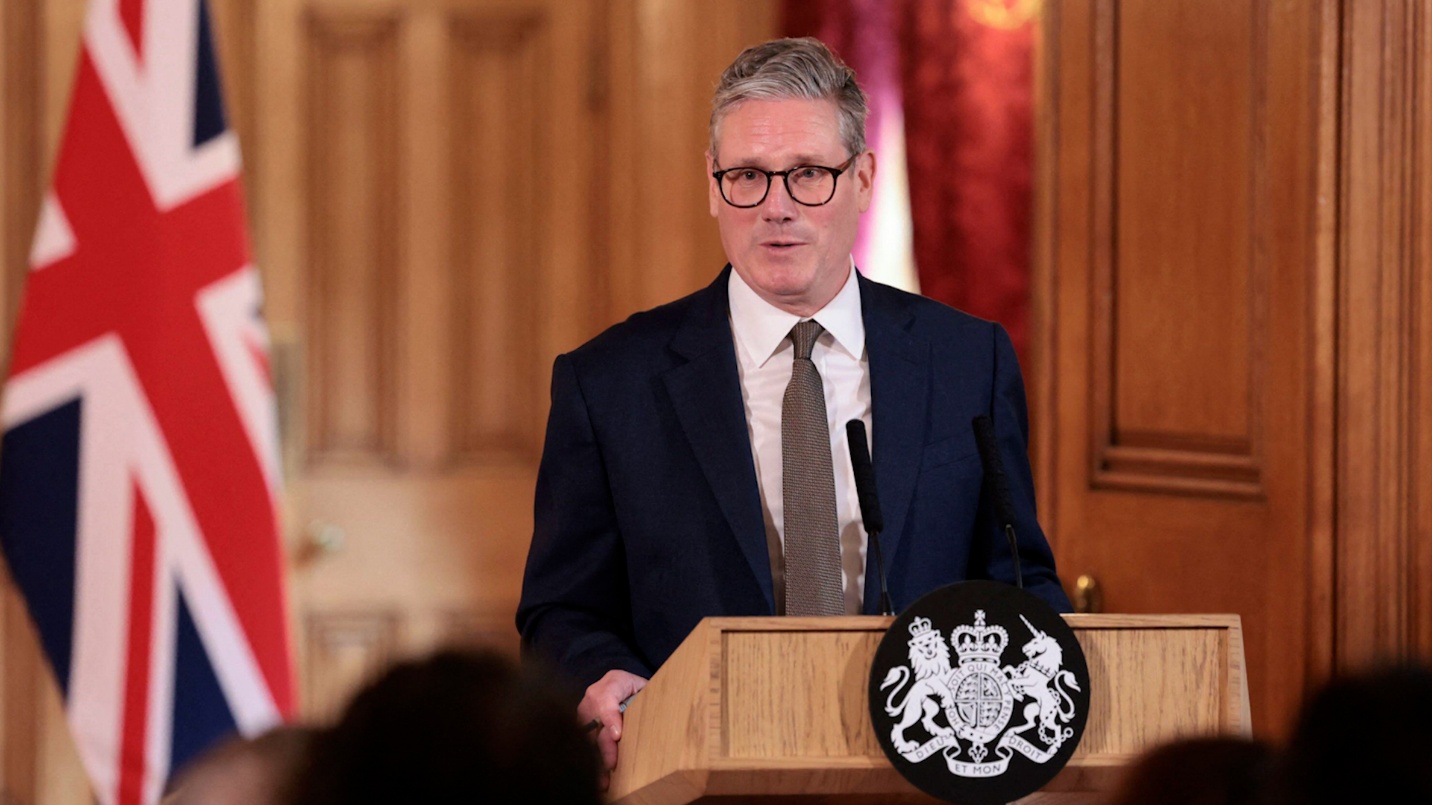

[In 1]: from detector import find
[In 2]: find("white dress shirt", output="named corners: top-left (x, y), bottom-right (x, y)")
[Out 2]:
top-left (728, 264), bottom-right (873, 615)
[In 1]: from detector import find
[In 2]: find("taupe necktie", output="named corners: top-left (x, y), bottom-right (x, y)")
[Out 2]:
top-left (782, 320), bottom-right (844, 616)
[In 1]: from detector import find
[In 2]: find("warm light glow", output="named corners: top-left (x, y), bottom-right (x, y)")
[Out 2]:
top-left (966, 0), bottom-right (1041, 30)
top-left (857, 102), bottom-right (919, 294)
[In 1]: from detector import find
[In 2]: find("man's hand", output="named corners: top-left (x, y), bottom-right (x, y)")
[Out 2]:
top-left (578, 669), bottom-right (648, 784)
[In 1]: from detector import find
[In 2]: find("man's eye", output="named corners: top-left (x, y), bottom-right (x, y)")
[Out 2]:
top-left (734, 170), bottom-right (762, 183)
top-left (795, 167), bottom-right (824, 181)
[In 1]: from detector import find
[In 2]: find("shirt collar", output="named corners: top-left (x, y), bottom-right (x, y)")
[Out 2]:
top-left (728, 259), bottom-right (866, 368)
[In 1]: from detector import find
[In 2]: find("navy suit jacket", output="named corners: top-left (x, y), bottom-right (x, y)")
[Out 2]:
top-left (517, 268), bottom-right (1070, 691)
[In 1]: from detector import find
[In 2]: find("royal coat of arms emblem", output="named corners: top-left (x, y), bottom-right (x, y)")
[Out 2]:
top-left (868, 581), bottom-right (1090, 804)
top-left (880, 610), bottom-right (1080, 775)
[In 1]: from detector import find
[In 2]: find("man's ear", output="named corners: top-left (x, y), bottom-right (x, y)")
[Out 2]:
top-left (855, 150), bottom-right (877, 214)
top-left (705, 151), bottom-right (722, 218)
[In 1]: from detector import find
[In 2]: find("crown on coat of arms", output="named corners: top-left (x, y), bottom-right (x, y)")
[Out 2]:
top-left (908, 616), bottom-right (938, 641)
top-left (952, 609), bottom-right (1007, 664)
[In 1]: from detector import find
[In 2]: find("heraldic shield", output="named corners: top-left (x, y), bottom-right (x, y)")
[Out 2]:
top-left (868, 581), bottom-right (1091, 805)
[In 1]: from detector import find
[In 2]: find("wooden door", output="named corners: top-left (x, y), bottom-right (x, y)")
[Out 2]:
top-left (249, 0), bottom-right (609, 717)
top-left (1034, 0), bottom-right (1336, 736)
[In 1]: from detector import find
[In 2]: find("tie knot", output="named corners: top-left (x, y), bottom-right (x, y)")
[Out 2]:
top-left (790, 320), bottom-right (824, 360)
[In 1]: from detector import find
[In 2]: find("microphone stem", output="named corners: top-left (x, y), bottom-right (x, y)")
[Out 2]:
top-left (1004, 523), bottom-right (1023, 589)
top-left (870, 529), bottom-right (894, 616)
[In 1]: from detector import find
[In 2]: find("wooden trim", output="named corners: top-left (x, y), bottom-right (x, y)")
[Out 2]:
top-left (701, 613), bottom-right (1244, 631)
top-left (1413, 0), bottom-right (1432, 659)
top-left (1031, 0), bottom-right (1060, 539)
top-left (1334, 0), bottom-right (1429, 666)
top-left (1086, 0), bottom-right (1115, 498)
top-left (1306, 0), bottom-right (1343, 686)
top-left (1245, 0), bottom-right (1272, 494)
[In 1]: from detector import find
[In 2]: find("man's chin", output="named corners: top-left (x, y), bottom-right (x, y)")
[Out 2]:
top-left (745, 257), bottom-right (813, 285)
top-left (753, 278), bottom-right (816, 303)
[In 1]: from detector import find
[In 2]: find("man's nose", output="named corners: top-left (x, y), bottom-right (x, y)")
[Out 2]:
top-left (760, 177), bottom-right (798, 221)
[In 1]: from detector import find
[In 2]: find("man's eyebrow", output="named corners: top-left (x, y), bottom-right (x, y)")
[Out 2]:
top-left (720, 154), bottom-right (834, 168)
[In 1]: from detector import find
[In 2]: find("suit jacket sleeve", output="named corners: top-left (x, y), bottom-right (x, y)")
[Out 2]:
top-left (516, 353), bottom-right (654, 691)
top-left (981, 324), bottom-right (1073, 612)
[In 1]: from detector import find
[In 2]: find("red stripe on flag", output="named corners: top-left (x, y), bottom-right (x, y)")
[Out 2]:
top-left (245, 340), bottom-right (271, 386)
top-left (117, 483), bottom-right (157, 805)
top-left (119, 0), bottom-right (145, 56)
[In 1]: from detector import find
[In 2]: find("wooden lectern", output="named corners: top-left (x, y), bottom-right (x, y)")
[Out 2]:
top-left (608, 615), bottom-right (1250, 805)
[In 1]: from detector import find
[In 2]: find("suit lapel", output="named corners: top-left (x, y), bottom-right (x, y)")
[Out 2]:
top-left (662, 268), bottom-right (774, 613)
top-left (860, 276), bottom-right (929, 612)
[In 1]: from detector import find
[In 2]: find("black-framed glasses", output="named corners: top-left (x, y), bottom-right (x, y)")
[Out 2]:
top-left (712, 154), bottom-right (857, 208)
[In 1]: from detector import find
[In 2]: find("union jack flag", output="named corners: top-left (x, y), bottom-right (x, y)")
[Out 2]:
top-left (0, 1), bottom-right (295, 803)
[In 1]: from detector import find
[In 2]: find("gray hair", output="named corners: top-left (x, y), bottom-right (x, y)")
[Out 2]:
top-left (709, 37), bottom-right (867, 161)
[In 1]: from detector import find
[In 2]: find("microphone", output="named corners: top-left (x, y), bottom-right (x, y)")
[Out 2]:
top-left (971, 415), bottom-right (1023, 590)
top-left (846, 419), bottom-right (894, 615)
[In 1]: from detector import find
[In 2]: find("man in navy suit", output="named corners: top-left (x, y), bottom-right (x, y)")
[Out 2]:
top-left (516, 37), bottom-right (1070, 774)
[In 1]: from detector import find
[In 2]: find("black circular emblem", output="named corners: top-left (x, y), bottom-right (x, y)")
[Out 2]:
top-left (868, 581), bottom-right (1091, 805)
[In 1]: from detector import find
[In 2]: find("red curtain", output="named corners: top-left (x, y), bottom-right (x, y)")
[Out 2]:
top-left (783, 0), bottom-right (1037, 364)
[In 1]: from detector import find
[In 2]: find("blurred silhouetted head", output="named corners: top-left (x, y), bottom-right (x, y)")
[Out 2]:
top-left (165, 725), bottom-right (314, 805)
top-left (1274, 665), bottom-right (1432, 804)
top-left (291, 648), bottom-right (601, 805)
top-left (1107, 735), bottom-right (1275, 805)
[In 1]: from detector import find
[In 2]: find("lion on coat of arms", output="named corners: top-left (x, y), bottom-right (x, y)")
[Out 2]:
top-left (879, 616), bottom-right (955, 753)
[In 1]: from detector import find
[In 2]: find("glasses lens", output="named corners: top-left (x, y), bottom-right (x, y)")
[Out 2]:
top-left (722, 169), bottom-right (770, 207)
top-left (787, 167), bottom-right (836, 205)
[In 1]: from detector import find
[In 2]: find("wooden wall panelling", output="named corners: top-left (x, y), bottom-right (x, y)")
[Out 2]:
top-left (0, 0), bottom-right (85, 315)
top-left (605, 0), bottom-right (777, 320)
top-left (400, 7), bottom-right (451, 471)
top-left (524, 0), bottom-right (610, 366)
top-left (611, 0), bottom-right (712, 315)
top-left (1031, 0), bottom-right (1076, 538)
top-left (1, 0), bottom-right (42, 329)
top-left (448, 13), bottom-right (544, 463)
top-left (1094, 0), bottom-right (1262, 498)
top-left (303, 610), bottom-right (399, 721)
top-left (35, 689), bottom-right (90, 805)
top-left (209, 0), bottom-right (260, 226)
top-left (602, 0), bottom-right (637, 325)
top-left (0, 0), bottom-right (45, 794)
top-left (40, 3), bottom-right (83, 173)
top-left (0, 588), bottom-right (40, 805)
top-left (1040, 0), bottom-right (1336, 735)
top-left (441, 609), bottom-right (521, 656)
top-left (1335, 0), bottom-right (1432, 666)
top-left (276, 0), bottom-right (606, 717)
top-left (304, 13), bottom-right (401, 465)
